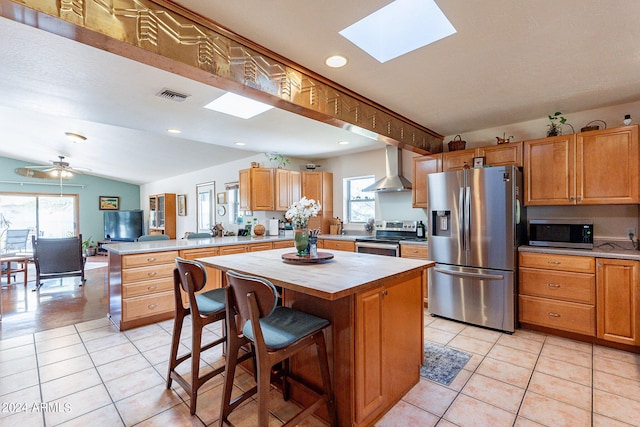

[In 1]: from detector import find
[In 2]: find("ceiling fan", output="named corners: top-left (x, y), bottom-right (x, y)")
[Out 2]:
top-left (14, 155), bottom-right (91, 180)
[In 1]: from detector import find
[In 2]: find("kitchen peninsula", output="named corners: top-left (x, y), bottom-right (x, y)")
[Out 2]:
top-left (198, 247), bottom-right (434, 427)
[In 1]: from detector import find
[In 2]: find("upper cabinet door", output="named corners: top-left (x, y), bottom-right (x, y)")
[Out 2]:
top-left (524, 135), bottom-right (576, 206)
top-left (477, 141), bottom-right (523, 167)
top-left (412, 154), bottom-right (442, 208)
top-left (577, 125), bottom-right (639, 204)
top-left (442, 149), bottom-right (475, 171)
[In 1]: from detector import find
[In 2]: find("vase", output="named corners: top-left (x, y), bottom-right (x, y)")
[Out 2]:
top-left (293, 227), bottom-right (309, 256)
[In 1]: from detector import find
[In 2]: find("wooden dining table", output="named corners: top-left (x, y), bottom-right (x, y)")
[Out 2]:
top-left (1, 254), bottom-right (31, 286)
top-left (198, 247), bottom-right (434, 426)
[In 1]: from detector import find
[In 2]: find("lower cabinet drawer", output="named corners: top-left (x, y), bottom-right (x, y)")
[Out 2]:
top-left (322, 240), bottom-right (355, 251)
top-left (519, 268), bottom-right (595, 304)
top-left (401, 245), bottom-right (428, 259)
top-left (123, 291), bottom-right (174, 321)
top-left (519, 295), bottom-right (595, 336)
top-left (122, 277), bottom-right (174, 298)
top-left (122, 264), bottom-right (175, 283)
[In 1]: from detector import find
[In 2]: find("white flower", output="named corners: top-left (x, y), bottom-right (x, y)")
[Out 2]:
top-left (285, 197), bottom-right (321, 228)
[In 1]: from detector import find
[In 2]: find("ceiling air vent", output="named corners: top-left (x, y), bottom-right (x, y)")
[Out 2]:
top-left (155, 88), bottom-right (190, 102)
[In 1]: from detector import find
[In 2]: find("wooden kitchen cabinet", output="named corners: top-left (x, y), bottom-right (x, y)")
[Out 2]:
top-left (355, 272), bottom-right (422, 425)
top-left (519, 252), bottom-right (596, 336)
top-left (524, 125), bottom-right (639, 206)
top-left (442, 148), bottom-right (475, 171)
top-left (302, 171), bottom-right (333, 234)
top-left (239, 167), bottom-right (275, 211)
top-left (441, 141), bottom-right (523, 173)
top-left (596, 258), bottom-right (640, 346)
top-left (179, 247), bottom-right (222, 307)
top-left (219, 242), bottom-right (274, 255)
top-left (321, 239), bottom-right (355, 252)
top-left (111, 250), bottom-right (179, 330)
top-left (401, 243), bottom-right (429, 305)
top-left (412, 154), bottom-right (442, 208)
top-left (275, 169), bottom-right (301, 211)
top-left (272, 240), bottom-right (294, 249)
top-left (477, 141), bottom-right (523, 167)
top-left (149, 193), bottom-right (176, 238)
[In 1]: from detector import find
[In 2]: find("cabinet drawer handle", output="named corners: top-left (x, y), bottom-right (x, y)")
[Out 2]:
top-left (547, 312), bottom-right (560, 317)
top-left (547, 283), bottom-right (561, 288)
top-left (147, 257), bottom-right (157, 262)
top-left (547, 261), bottom-right (561, 265)
top-left (148, 304), bottom-right (157, 310)
top-left (148, 285), bottom-right (157, 291)
top-left (147, 271), bottom-right (158, 277)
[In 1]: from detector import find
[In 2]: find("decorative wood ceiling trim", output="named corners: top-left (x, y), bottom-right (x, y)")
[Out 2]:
top-left (1, 0), bottom-right (443, 154)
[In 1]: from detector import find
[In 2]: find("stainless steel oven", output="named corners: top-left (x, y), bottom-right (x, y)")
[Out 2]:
top-left (355, 241), bottom-right (400, 257)
top-left (355, 220), bottom-right (421, 257)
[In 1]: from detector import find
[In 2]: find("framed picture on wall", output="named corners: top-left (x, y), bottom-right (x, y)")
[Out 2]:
top-left (217, 192), bottom-right (226, 205)
top-left (178, 194), bottom-right (187, 216)
top-left (99, 196), bottom-right (119, 210)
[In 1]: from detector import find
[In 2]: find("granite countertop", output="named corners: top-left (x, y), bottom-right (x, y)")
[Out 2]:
top-left (519, 240), bottom-right (640, 261)
top-left (103, 235), bottom-right (292, 255)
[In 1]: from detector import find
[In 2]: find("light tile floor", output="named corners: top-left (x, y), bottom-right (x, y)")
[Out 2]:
top-left (1, 311), bottom-right (639, 426)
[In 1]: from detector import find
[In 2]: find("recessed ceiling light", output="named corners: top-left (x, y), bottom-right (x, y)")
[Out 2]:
top-left (167, 128), bottom-right (181, 134)
top-left (338, 141), bottom-right (350, 145)
top-left (325, 55), bottom-right (348, 68)
top-left (339, 0), bottom-right (456, 63)
top-left (234, 142), bottom-right (246, 146)
top-left (64, 132), bottom-right (86, 143)
top-left (204, 92), bottom-right (274, 119)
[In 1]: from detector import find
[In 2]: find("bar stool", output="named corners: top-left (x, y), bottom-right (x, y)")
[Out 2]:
top-left (166, 257), bottom-right (226, 415)
top-left (220, 270), bottom-right (337, 427)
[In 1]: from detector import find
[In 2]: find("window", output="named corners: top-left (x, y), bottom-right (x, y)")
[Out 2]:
top-left (0, 193), bottom-right (79, 253)
top-left (346, 176), bottom-right (375, 223)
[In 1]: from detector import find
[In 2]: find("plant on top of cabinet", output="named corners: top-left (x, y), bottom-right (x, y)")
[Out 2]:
top-left (267, 152), bottom-right (290, 168)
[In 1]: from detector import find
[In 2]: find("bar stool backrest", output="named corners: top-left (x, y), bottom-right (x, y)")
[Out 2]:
top-left (175, 257), bottom-right (208, 294)
top-left (226, 270), bottom-right (277, 325)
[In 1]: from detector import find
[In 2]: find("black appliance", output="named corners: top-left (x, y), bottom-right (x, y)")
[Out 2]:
top-left (528, 219), bottom-right (593, 249)
top-left (104, 210), bottom-right (144, 242)
top-left (355, 220), bottom-right (423, 257)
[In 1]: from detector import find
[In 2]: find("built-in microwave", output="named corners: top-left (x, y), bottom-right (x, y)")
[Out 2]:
top-left (528, 219), bottom-right (594, 249)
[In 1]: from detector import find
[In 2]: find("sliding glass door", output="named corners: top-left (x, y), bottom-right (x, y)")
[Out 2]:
top-left (0, 193), bottom-right (79, 253)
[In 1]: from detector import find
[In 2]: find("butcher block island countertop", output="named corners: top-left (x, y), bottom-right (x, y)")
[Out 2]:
top-left (198, 247), bottom-right (433, 300)
top-left (198, 248), bottom-right (434, 427)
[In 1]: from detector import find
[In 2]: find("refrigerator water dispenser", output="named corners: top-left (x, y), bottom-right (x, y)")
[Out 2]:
top-left (432, 211), bottom-right (451, 236)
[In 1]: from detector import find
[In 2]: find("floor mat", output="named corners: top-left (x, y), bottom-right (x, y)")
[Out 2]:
top-left (420, 342), bottom-right (471, 386)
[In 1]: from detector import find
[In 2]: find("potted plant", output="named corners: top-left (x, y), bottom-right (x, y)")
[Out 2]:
top-left (547, 112), bottom-right (567, 137)
top-left (83, 236), bottom-right (97, 256)
top-left (267, 153), bottom-right (290, 169)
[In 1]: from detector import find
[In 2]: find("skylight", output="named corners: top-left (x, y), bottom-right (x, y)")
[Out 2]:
top-left (204, 92), bottom-right (274, 119)
top-left (339, 0), bottom-right (456, 63)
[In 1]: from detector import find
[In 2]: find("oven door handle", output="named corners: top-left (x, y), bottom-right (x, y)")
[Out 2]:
top-left (355, 242), bottom-right (400, 250)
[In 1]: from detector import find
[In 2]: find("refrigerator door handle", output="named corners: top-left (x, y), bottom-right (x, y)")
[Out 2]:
top-left (434, 267), bottom-right (504, 281)
top-left (464, 186), bottom-right (471, 252)
top-left (459, 187), bottom-right (465, 250)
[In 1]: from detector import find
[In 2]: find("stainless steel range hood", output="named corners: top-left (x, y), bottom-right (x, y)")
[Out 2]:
top-left (364, 145), bottom-right (412, 192)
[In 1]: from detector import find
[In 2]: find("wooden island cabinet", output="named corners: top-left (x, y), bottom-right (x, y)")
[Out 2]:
top-left (198, 248), bottom-right (432, 427)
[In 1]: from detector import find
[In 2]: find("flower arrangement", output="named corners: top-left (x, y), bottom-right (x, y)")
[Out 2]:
top-left (285, 197), bottom-right (321, 229)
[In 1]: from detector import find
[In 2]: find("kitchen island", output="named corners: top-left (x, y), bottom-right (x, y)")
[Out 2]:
top-left (197, 247), bottom-right (434, 427)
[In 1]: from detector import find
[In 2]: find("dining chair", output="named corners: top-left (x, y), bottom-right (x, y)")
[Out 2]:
top-left (137, 234), bottom-right (170, 242)
top-left (31, 234), bottom-right (85, 291)
top-left (186, 232), bottom-right (212, 239)
top-left (167, 257), bottom-right (228, 415)
top-left (220, 270), bottom-right (336, 427)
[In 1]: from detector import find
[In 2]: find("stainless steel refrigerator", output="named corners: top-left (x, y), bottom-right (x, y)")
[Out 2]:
top-left (427, 165), bottom-right (525, 332)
